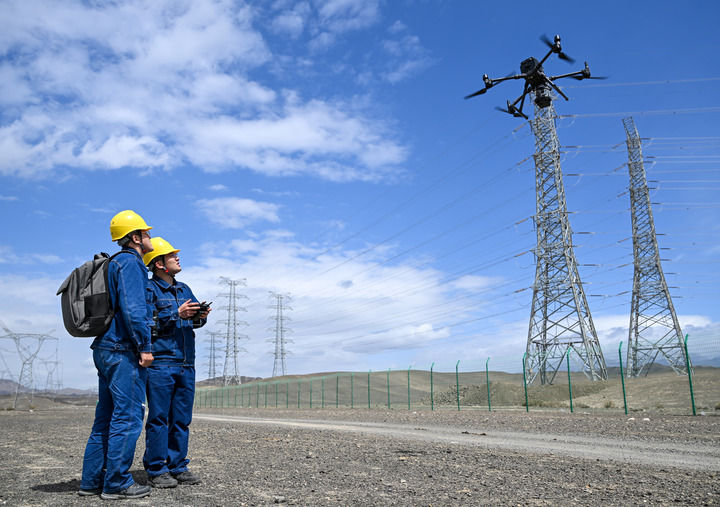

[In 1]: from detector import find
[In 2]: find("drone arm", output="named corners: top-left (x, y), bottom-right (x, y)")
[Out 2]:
top-left (549, 71), bottom-right (585, 81)
top-left (546, 77), bottom-right (569, 101)
top-left (517, 82), bottom-right (530, 112)
top-left (491, 74), bottom-right (526, 85)
top-left (535, 49), bottom-right (555, 69)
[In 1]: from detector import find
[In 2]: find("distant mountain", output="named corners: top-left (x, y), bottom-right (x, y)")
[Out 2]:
top-left (0, 378), bottom-right (27, 395)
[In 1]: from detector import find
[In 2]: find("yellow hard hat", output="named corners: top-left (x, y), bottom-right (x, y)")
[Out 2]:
top-left (143, 237), bottom-right (180, 266)
top-left (110, 210), bottom-right (152, 241)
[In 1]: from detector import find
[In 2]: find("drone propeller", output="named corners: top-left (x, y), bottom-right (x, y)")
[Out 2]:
top-left (465, 87), bottom-right (489, 99)
top-left (540, 34), bottom-right (575, 63)
top-left (570, 75), bottom-right (607, 80)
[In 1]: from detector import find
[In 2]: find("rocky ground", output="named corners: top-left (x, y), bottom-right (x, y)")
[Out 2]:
top-left (0, 406), bottom-right (718, 506)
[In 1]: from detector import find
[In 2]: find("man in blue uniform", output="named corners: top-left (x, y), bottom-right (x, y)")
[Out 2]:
top-left (142, 237), bottom-right (210, 488)
top-left (79, 210), bottom-right (155, 500)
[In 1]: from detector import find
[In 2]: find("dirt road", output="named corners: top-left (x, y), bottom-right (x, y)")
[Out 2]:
top-left (194, 413), bottom-right (720, 471)
top-left (1, 407), bottom-right (718, 505)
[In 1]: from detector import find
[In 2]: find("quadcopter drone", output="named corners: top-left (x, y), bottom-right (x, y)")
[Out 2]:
top-left (465, 35), bottom-right (606, 119)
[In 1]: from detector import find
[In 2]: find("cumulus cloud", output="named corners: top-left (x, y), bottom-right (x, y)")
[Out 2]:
top-left (0, 245), bottom-right (63, 265)
top-left (381, 22), bottom-right (435, 84)
top-left (195, 197), bottom-right (281, 229)
top-left (0, 0), bottom-right (407, 182)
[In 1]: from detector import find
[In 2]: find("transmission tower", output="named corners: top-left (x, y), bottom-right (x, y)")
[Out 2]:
top-left (218, 277), bottom-right (248, 386)
top-left (525, 100), bottom-right (607, 383)
top-left (464, 35), bottom-right (607, 383)
top-left (0, 321), bottom-right (58, 409)
top-left (268, 292), bottom-right (292, 377)
top-left (623, 117), bottom-right (688, 376)
top-left (205, 331), bottom-right (222, 384)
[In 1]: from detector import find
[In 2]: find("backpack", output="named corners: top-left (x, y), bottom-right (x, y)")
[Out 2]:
top-left (56, 251), bottom-right (130, 337)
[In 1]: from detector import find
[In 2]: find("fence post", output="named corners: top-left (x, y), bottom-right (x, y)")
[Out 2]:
top-left (297, 382), bottom-right (301, 409)
top-left (522, 352), bottom-right (529, 412)
top-left (264, 383), bottom-right (268, 408)
top-left (275, 383), bottom-right (278, 408)
top-left (566, 347), bottom-right (573, 413)
top-left (256, 383), bottom-right (260, 408)
top-left (367, 370), bottom-right (371, 409)
top-left (351, 372), bottom-right (354, 409)
top-left (407, 366), bottom-right (411, 411)
top-left (486, 357), bottom-right (491, 412)
top-left (286, 381), bottom-right (289, 409)
top-left (430, 362), bottom-right (435, 411)
top-left (336, 375), bottom-right (339, 408)
top-left (619, 341), bottom-right (628, 415)
top-left (322, 376), bottom-right (326, 409)
top-left (683, 334), bottom-right (696, 416)
top-left (455, 360), bottom-right (461, 411)
top-left (387, 368), bottom-right (391, 410)
top-left (310, 379), bottom-right (313, 409)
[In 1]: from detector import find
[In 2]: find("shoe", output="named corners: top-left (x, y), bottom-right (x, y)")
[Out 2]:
top-left (77, 487), bottom-right (101, 496)
top-left (100, 483), bottom-right (151, 500)
top-left (172, 470), bottom-right (201, 485)
top-left (148, 472), bottom-right (178, 488)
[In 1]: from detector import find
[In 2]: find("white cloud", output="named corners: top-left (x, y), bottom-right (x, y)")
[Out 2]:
top-left (195, 197), bottom-right (281, 229)
top-left (0, 0), bottom-right (408, 181)
top-left (316, 0), bottom-right (380, 32)
top-left (0, 195), bottom-right (18, 201)
top-left (271, 2), bottom-right (310, 38)
top-left (208, 184), bottom-right (229, 192)
top-left (381, 26), bottom-right (434, 84)
top-left (0, 245), bottom-right (63, 265)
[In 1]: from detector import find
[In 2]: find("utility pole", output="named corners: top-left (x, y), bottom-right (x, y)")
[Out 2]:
top-left (525, 100), bottom-right (607, 384)
top-left (218, 277), bottom-right (248, 386)
top-left (623, 116), bottom-right (688, 376)
top-left (0, 321), bottom-right (58, 409)
top-left (268, 292), bottom-right (292, 377)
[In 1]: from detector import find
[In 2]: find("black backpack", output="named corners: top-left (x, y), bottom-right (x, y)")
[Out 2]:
top-left (56, 251), bottom-right (130, 337)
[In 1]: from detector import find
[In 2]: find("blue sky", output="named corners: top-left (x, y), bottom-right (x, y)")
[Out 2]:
top-left (1, 0), bottom-right (718, 389)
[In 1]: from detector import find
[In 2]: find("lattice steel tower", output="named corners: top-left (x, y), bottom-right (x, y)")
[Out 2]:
top-left (268, 292), bottom-right (292, 377)
top-left (218, 277), bottom-right (248, 386)
top-left (525, 101), bottom-right (607, 384)
top-left (0, 321), bottom-right (58, 409)
top-left (623, 117), bottom-right (688, 376)
top-left (464, 35), bottom-right (608, 384)
top-left (206, 331), bottom-right (222, 384)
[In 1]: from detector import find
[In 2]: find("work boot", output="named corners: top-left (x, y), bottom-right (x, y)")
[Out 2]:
top-left (148, 472), bottom-right (178, 488)
top-left (172, 470), bottom-right (201, 485)
top-left (100, 483), bottom-right (151, 500)
top-left (77, 487), bottom-right (101, 496)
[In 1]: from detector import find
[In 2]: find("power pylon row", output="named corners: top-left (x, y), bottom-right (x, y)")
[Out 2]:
top-left (523, 103), bottom-right (686, 383)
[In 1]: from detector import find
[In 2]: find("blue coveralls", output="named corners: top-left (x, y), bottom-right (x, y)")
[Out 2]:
top-left (143, 275), bottom-right (205, 478)
top-left (80, 248), bottom-right (153, 494)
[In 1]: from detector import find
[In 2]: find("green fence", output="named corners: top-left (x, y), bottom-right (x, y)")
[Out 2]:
top-left (194, 335), bottom-right (720, 416)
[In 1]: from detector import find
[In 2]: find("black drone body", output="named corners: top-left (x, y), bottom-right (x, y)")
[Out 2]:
top-left (465, 35), bottom-right (605, 119)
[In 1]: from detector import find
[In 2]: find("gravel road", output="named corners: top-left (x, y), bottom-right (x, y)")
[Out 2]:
top-left (1, 406), bottom-right (718, 506)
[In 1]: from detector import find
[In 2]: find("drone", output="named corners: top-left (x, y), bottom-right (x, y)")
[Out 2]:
top-left (465, 35), bottom-right (606, 119)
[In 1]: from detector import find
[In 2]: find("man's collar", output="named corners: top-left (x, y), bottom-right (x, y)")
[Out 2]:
top-left (151, 274), bottom-right (176, 290)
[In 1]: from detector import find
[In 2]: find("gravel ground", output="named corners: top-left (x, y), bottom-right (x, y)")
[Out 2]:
top-left (0, 406), bottom-right (718, 506)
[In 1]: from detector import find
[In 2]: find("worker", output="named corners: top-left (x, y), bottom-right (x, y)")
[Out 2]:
top-left (79, 210), bottom-right (154, 500)
top-left (142, 237), bottom-right (209, 488)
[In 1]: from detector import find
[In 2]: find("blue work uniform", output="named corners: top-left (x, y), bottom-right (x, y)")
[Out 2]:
top-left (143, 274), bottom-right (206, 478)
top-left (81, 248), bottom-right (153, 494)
